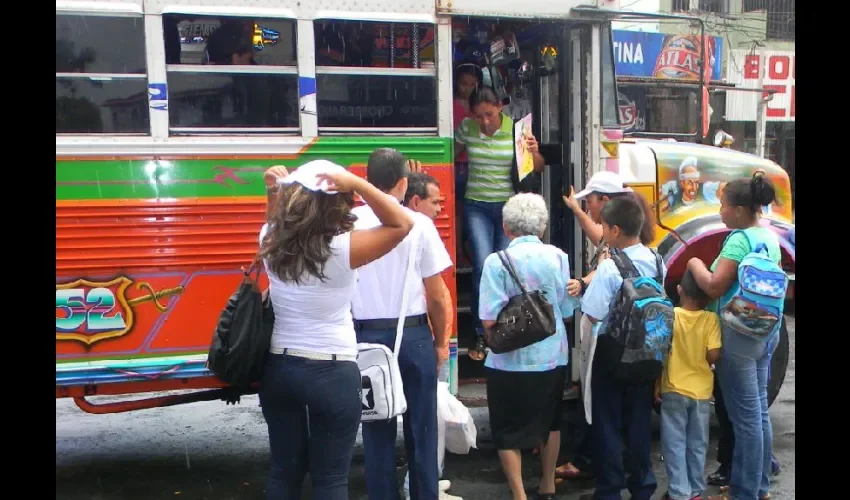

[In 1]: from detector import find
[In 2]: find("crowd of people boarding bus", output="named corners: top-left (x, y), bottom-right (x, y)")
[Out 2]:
top-left (255, 138), bottom-right (783, 500)
top-left (254, 58), bottom-right (785, 500)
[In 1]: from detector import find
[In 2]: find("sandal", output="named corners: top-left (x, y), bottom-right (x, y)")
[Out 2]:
top-left (469, 336), bottom-right (486, 361)
top-left (707, 465), bottom-right (730, 486)
top-left (713, 488), bottom-right (770, 500)
top-left (555, 462), bottom-right (592, 479)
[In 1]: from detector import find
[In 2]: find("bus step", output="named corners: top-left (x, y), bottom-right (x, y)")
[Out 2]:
top-left (457, 266), bottom-right (472, 275)
top-left (457, 305), bottom-right (471, 314)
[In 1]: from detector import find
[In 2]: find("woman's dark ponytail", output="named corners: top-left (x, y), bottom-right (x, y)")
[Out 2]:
top-left (750, 171), bottom-right (776, 207)
top-left (724, 171), bottom-right (776, 213)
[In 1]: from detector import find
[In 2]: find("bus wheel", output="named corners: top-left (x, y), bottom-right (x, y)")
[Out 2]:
top-left (766, 317), bottom-right (791, 407)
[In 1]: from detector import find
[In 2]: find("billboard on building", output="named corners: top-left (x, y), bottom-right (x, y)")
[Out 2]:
top-left (612, 30), bottom-right (724, 81)
top-left (725, 49), bottom-right (795, 122)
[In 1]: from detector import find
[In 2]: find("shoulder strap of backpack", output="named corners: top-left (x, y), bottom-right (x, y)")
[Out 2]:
top-left (610, 249), bottom-right (640, 279)
top-left (651, 249), bottom-right (665, 285)
top-left (740, 227), bottom-right (769, 256)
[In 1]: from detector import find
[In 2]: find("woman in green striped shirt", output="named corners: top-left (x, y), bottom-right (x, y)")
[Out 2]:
top-left (455, 87), bottom-right (545, 360)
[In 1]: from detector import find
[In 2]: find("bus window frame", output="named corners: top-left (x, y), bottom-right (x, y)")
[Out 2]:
top-left (313, 17), bottom-right (439, 136)
top-left (56, 9), bottom-right (150, 136)
top-left (162, 12), bottom-right (301, 136)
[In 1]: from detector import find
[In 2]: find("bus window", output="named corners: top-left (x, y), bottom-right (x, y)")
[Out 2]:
top-left (314, 20), bottom-right (437, 132)
top-left (162, 15), bottom-right (299, 134)
top-left (600, 23), bottom-right (620, 128)
top-left (56, 14), bottom-right (148, 134)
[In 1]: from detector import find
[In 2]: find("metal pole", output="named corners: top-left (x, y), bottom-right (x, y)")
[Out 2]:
top-left (755, 49), bottom-right (767, 158)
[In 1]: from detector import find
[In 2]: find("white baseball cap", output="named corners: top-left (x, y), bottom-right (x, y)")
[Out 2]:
top-left (277, 159), bottom-right (346, 193)
top-left (573, 171), bottom-right (633, 200)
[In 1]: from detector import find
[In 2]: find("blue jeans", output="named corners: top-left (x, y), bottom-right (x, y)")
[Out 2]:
top-left (259, 354), bottom-right (362, 500)
top-left (463, 199), bottom-right (511, 335)
top-left (357, 324), bottom-right (439, 500)
top-left (591, 366), bottom-right (657, 500)
top-left (716, 327), bottom-right (774, 500)
top-left (660, 392), bottom-right (711, 500)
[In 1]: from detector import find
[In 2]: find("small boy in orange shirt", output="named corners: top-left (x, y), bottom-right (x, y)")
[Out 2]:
top-left (656, 270), bottom-right (722, 500)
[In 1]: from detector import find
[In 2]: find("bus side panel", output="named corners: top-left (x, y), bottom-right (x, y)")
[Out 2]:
top-left (56, 137), bottom-right (456, 393)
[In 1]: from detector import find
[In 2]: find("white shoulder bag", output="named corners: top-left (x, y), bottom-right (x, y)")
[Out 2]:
top-left (356, 227), bottom-right (420, 422)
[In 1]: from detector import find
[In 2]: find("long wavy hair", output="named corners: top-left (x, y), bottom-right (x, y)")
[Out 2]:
top-left (260, 183), bottom-right (356, 284)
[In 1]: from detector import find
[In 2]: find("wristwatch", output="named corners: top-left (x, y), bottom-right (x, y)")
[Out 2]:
top-left (579, 278), bottom-right (588, 295)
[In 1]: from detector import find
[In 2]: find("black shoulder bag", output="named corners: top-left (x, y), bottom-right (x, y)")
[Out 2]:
top-left (206, 256), bottom-right (275, 388)
top-left (486, 250), bottom-right (557, 354)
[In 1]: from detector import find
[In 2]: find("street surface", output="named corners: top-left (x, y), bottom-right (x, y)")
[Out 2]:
top-left (57, 317), bottom-right (795, 500)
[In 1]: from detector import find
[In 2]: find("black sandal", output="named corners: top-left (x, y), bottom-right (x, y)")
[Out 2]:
top-left (707, 464), bottom-right (730, 486)
top-left (469, 336), bottom-right (486, 360)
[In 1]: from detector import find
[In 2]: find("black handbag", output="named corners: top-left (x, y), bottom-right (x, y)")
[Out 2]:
top-left (485, 250), bottom-right (557, 354)
top-left (206, 256), bottom-right (275, 388)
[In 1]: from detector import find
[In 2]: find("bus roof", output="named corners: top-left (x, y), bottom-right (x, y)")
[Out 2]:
top-left (58, 0), bottom-right (621, 21)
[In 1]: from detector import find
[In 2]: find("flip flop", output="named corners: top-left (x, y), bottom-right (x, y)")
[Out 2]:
top-left (555, 462), bottom-right (592, 479)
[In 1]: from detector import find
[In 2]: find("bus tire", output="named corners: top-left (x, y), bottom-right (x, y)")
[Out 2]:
top-left (766, 316), bottom-right (790, 407)
top-left (652, 316), bottom-right (790, 415)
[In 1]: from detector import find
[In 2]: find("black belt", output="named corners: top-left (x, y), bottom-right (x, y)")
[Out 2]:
top-left (354, 314), bottom-right (428, 331)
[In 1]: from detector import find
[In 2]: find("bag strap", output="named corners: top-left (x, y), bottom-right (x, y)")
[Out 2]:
top-left (497, 250), bottom-right (527, 295)
top-left (651, 249), bottom-right (665, 285)
top-left (740, 227), bottom-right (768, 256)
top-left (609, 249), bottom-right (640, 279)
top-left (392, 224), bottom-right (421, 358)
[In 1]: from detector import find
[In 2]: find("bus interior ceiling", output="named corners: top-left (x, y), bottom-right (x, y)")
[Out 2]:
top-left (451, 17), bottom-right (574, 383)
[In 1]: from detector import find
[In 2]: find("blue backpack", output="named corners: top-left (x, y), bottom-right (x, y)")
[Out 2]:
top-left (718, 229), bottom-right (788, 343)
top-left (596, 249), bottom-right (674, 383)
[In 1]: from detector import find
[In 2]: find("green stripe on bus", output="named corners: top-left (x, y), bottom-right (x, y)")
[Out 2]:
top-left (56, 137), bottom-right (452, 200)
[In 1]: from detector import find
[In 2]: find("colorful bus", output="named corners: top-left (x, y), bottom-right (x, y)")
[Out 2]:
top-left (56, 0), bottom-right (795, 414)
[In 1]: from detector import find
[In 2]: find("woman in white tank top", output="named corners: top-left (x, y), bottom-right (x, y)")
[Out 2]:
top-left (258, 160), bottom-right (413, 500)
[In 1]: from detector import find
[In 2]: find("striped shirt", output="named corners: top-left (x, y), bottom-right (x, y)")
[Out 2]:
top-left (455, 113), bottom-right (515, 203)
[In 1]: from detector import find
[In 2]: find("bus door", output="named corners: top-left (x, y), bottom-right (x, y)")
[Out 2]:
top-left (561, 21), bottom-right (622, 384)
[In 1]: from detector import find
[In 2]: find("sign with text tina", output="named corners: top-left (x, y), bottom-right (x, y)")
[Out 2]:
top-left (725, 50), bottom-right (795, 122)
top-left (612, 30), bottom-right (724, 81)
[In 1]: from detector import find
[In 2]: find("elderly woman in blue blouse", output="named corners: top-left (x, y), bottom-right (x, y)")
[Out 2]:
top-left (478, 193), bottom-right (578, 500)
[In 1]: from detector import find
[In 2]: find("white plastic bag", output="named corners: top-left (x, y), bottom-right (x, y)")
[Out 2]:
top-left (439, 382), bottom-right (477, 455)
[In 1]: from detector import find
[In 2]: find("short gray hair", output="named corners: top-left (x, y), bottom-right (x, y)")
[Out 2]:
top-left (502, 193), bottom-right (548, 237)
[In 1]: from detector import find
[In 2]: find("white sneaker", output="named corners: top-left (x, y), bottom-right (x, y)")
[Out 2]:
top-left (439, 492), bottom-right (463, 500)
top-left (439, 480), bottom-right (451, 492)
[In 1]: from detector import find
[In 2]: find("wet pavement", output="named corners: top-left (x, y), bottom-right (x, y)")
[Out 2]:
top-left (56, 317), bottom-right (795, 500)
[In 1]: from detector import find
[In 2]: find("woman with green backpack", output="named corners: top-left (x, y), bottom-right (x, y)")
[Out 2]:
top-left (686, 172), bottom-right (786, 500)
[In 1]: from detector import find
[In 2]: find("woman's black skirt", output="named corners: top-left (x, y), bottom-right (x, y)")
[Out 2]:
top-left (485, 366), bottom-right (566, 450)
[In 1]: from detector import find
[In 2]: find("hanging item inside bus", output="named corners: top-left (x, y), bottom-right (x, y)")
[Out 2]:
top-left (179, 21), bottom-right (280, 51)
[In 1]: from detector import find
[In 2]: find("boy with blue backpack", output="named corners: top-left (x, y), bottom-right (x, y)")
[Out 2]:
top-left (581, 195), bottom-right (674, 500)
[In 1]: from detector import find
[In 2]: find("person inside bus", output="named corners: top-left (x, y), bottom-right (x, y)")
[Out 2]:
top-left (456, 87), bottom-right (545, 361)
top-left (553, 171), bottom-right (656, 482)
top-left (259, 162), bottom-right (413, 500)
top-left (478, 192), bottom-right (577, 500)
top-left (453, 62), bottom-right (483, 246)
top-left (204, 23), bottom-right (275, 126)
top-left (351, 149), bottom-right (454, 500)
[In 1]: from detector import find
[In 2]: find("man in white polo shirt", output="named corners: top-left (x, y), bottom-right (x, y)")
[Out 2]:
top-left (352, 148), bottom-right (454, 500)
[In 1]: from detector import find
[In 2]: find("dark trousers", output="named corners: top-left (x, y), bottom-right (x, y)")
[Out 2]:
top-left (259, 354), bottom-right (362, 500)
top-left (356, 323), bottom-right (439, 500)
top-left (591, 366), bottom-right (657, 500)
top-left (564, 400), bottom-right (594, 471)
top-left (714, 374), bottom-right (735, 466)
